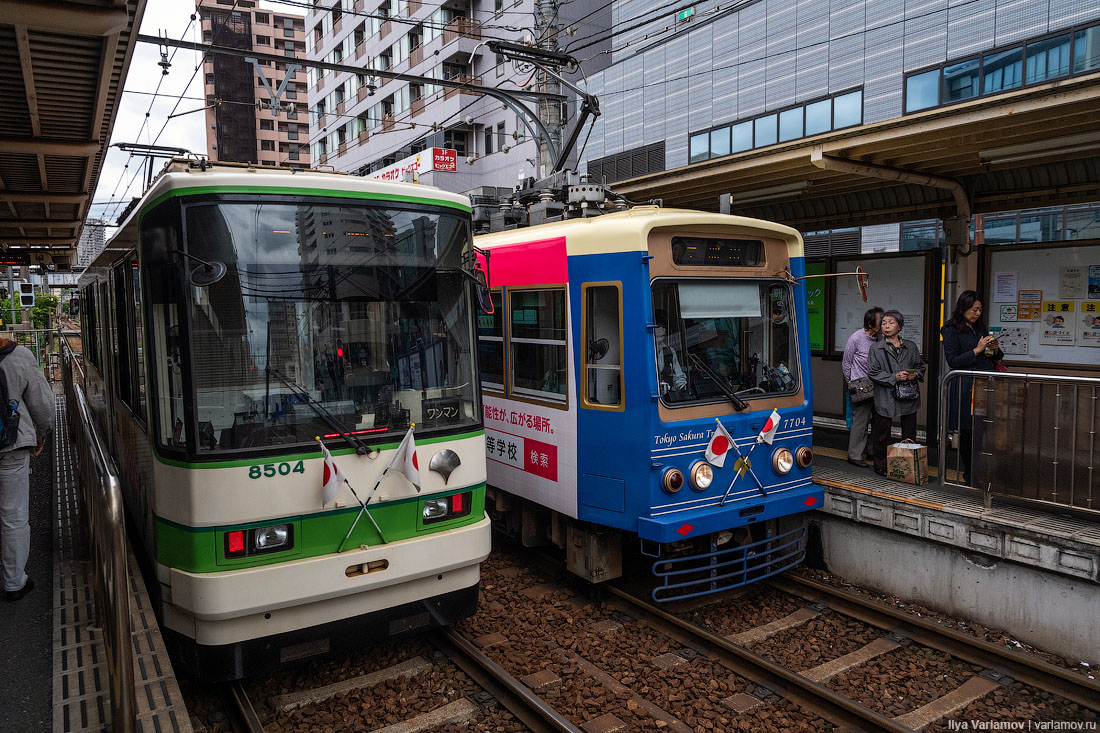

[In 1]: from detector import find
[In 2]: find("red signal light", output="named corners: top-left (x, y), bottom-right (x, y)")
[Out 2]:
top-left (227, 530), bottom-right (246, 554)
top-left (337, 347), bottom-right (344, 358)
top-left (451, 493), bottom-right (464, 512)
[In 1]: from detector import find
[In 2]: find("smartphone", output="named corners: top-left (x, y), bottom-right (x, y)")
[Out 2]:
top-left (905, 369), bottom-right (917, 374)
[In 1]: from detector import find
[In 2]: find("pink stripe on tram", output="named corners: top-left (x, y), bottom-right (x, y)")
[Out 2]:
top-left (484, 236), bottom-right (568, 287)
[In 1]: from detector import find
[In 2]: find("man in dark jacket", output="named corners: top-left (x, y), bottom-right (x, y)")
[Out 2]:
top-left (1, 337), bottom-right (55, 602)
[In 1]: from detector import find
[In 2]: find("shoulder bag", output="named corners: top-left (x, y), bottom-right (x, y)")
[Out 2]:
top-left (848, 376), bottom-right (875, 403)
top-left (893, 379), bottom-right (920, 401)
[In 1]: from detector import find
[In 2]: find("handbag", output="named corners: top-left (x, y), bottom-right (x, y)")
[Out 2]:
top-left (893, 379), bottom-right (920, 401)
top-left (848, 376), bottom-right (875, 403)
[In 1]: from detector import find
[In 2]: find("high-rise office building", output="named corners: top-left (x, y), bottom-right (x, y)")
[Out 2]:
top-left (198, 0), bottom-right (312, 167)
top-left (76, 218), bottom-right (107, 269)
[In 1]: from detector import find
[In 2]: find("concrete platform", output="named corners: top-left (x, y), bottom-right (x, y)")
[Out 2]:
top-left (810, 450), bottom-right (1100, 664)
top-left (0, 397), bottom-right (193, 732)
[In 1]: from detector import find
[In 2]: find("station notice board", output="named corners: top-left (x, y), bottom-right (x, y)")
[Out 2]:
top-left (833, 254), bottom-right (929, 356)
top-left (986, 243), bottom-right (1100, 368)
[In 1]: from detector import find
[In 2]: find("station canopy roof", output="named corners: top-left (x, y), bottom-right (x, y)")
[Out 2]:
top-left (0, 0), bottom-right (146, 270)
top-left (613, 71), bottom-right (1100, 232)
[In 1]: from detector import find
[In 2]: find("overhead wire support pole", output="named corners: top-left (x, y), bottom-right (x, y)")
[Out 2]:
top-left (138, 34), bottom-right (567, 157)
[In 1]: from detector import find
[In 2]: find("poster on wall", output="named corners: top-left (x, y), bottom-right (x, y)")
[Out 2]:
top-left (805, 262), bottom-right (826, 351)
top-left (990, 326), bottom-right (1029, 355)
top-left (1040, 301), bottom-right (1076, 346)
top-left (1060, 266), bottom-right (1086, 299)
top-left (1017, 289), bottom-right (1042, 321)
top-left (900, 313), bottom-right (922, 345)
top-left (999, 304), bottom-right (1017, 322)
top-left (1090, 266), bottom-right (1100, 299)
top-left (993, 272), bottom-right (1017, 302)
top-left (1080, 301), bottom-right (1100, 347)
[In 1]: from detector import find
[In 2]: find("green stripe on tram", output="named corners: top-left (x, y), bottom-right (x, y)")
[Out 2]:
top-left (155, 483), bottom-right (486, 573)
top-left (139, 185), bottom-right (472, 222)
top-left (151, 429), bottom-right (483, 468)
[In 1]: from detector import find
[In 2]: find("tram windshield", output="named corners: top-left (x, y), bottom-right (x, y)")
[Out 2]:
top-left (651, 279), bottom-right (797, 407)
top-left (154, 200), bottom-right (478, 454)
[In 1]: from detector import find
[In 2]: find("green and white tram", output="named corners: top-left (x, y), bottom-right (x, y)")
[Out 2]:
top-left (76, 160), bottom-right (490, 680)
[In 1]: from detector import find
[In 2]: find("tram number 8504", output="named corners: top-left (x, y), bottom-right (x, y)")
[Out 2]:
top-left (248, 461), bottom-right (307, 479)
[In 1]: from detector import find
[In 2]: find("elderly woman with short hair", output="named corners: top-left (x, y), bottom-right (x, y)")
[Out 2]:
top-left (867, 310), bottom-right (925, 477)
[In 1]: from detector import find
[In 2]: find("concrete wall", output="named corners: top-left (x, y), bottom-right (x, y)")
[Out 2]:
top-left (816, 516), bottom-right (1099, 665)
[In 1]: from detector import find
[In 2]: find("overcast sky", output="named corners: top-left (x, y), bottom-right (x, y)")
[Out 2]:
top-left (89, 0), bottom-right (283, 230)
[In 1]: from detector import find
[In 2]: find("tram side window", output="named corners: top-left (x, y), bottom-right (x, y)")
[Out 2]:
top-left (147, 265), bottom-right (188, 450)
top-left (509, 289), bottom-right (567, 404)
top-left (82, 285), bottom-right (99, 368)
top-left (131, 260), bottom-right (147, 420)
top-left (582, 284), bottom-right (622, 408)
top-left (477, 291), bottom-right (504, 391)
top-left (112, 263), bottom-right (133, 409)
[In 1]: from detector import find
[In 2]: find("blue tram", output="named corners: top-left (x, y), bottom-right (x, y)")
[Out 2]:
top-left (474, 207), bottom-right (820, 600)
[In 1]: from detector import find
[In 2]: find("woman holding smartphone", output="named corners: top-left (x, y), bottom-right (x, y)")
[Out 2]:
top-left (940, 290), bottom-right (1003, 484)
top-left (867, 310), bottom-right (926, 477)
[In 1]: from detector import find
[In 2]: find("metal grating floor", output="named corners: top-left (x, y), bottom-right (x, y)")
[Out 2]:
top-left (814, 463), bottom-right (1100, 547)
top-left (52, 399), bottom-right (193, 733)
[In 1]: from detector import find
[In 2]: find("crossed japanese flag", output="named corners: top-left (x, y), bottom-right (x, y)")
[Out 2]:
top-left (705, 409), bottom-right (781, 467)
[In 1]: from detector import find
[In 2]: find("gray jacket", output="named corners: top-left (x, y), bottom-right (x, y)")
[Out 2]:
top-left (0, 342), bottom-right (55, 451)
top-left (867, 338), bottom-right (925, 418)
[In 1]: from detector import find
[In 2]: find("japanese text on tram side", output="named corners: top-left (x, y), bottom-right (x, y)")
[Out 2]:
top-left (483, 405), bottom-right (554, 433)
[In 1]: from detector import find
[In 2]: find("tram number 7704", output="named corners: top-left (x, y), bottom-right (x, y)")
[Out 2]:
top-left (782, 417), bottom-right (808, 430)
top-left (248, 461), bottom-right (307, 479)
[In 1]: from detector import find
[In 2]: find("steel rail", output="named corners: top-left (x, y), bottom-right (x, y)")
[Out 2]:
top-left (770, 574), bottom-right (1100, 712)
top-left (223, 680), bottom-right (265, 733)
top-left (430, 628), bottom-right (583, 733)
top-left (602, 584), bottom-right (912, 732)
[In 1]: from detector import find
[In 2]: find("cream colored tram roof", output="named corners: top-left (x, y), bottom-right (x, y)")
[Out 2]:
top-left (81, 161), bottom-right (472, 280)
top-left (474, 206), bottom-right (804, 258)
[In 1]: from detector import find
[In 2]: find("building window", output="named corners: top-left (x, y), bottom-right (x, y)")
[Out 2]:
top-left (444, 130), bottom-right (468, 156)
top-left (905, 23), bottom-right (1098, 115)
top-left (778, 107), bottom-right (803, 142)
top-left (804, 98), bottom-right (831, 136)
top-left (730, 121), bottom-right (752, 152)
top-left (905, 69), bottom-right (940, 112)
top-left (982, 48), bottom-right (1022, 93)
top-left (943, 58), bottom-right (980, 103)
top-left (255, 12), bottom-right (269, 23)
top-left (1074, 25), bottom-right (1100, 73)
top-left (753, 114), bottom-right (777, 147)
top-left (510, 289), bottom-right (567, 404)
top-left (1025, 34), bottom-right (1072, 83)
top-left (260, 119), bottom-right (274, 130)
top-left (260, 139), bottom-right (275, 151)
top-left (484, 128), bottom-right (493, 154)
top-left (497, 122), bottom-right (506, 150)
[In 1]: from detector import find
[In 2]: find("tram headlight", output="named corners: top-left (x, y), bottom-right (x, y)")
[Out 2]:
top-left (254, 524), bottom-right (290, 550)
top-left (423, 497), bottom-right (450, 520)
top-left (772, 447), bottom-right (794, 475)
top-left (662, 467), bottom-right (684, 494)
top-left (689, 461), bottom-right (713, 491)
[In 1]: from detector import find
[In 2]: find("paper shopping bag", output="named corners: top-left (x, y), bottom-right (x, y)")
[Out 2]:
top-left (886, 441), bottom-right (929, 485)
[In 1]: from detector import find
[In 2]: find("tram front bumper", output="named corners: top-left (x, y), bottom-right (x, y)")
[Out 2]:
top-left (637, 481), bottom-right (821, 544)
top-left (162, 516), bottom-right (491, 644)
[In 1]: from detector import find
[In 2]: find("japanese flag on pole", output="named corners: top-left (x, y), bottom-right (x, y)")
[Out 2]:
top-left (390, 425), bottom-right (420, 490)
top-left (757, 409), bottom-right (781, 444)
top-left (319, 440), bottom-right (346, 506)
top-left (705, 420), bottom-right (736, 467)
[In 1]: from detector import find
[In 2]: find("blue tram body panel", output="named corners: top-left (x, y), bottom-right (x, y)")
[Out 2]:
top-left (569, 251), bottom-right (822, 543)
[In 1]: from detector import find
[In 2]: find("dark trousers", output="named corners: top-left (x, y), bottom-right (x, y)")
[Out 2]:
top-left (872, 410), bottom-right (918, 472)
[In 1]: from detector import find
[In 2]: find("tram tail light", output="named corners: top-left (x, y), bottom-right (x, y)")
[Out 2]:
top-left (422, 491), bottom-right (473, 525)
top-left (224, 524), bottom-right (294, 558)
top-left (795, 446), bottom-right (813, 468)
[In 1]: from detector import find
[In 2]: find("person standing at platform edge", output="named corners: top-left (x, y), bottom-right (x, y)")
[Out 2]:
top-left (940, 290), bottom-right (1002, 485)
top-left (841, 306), bottom-right (883, 467)
top-left (0, 336), bottom-right (55, 602)
top-left (867, 310), bottom-right (925, 477)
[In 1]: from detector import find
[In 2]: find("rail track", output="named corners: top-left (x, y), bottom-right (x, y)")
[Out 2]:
top-left (188, 545), bottom-right (1099, 732)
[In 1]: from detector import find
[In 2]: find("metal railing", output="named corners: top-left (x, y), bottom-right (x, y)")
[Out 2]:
top-left (939, 369), bottom-right (1099, 515)
top-left (59, 331), bottom-right (136, 731)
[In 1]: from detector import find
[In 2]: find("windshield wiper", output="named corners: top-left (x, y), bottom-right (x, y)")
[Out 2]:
top-left (688, 353), bottom-right (750, 412)
top-left (265, 365), bottom-right (373, 455)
